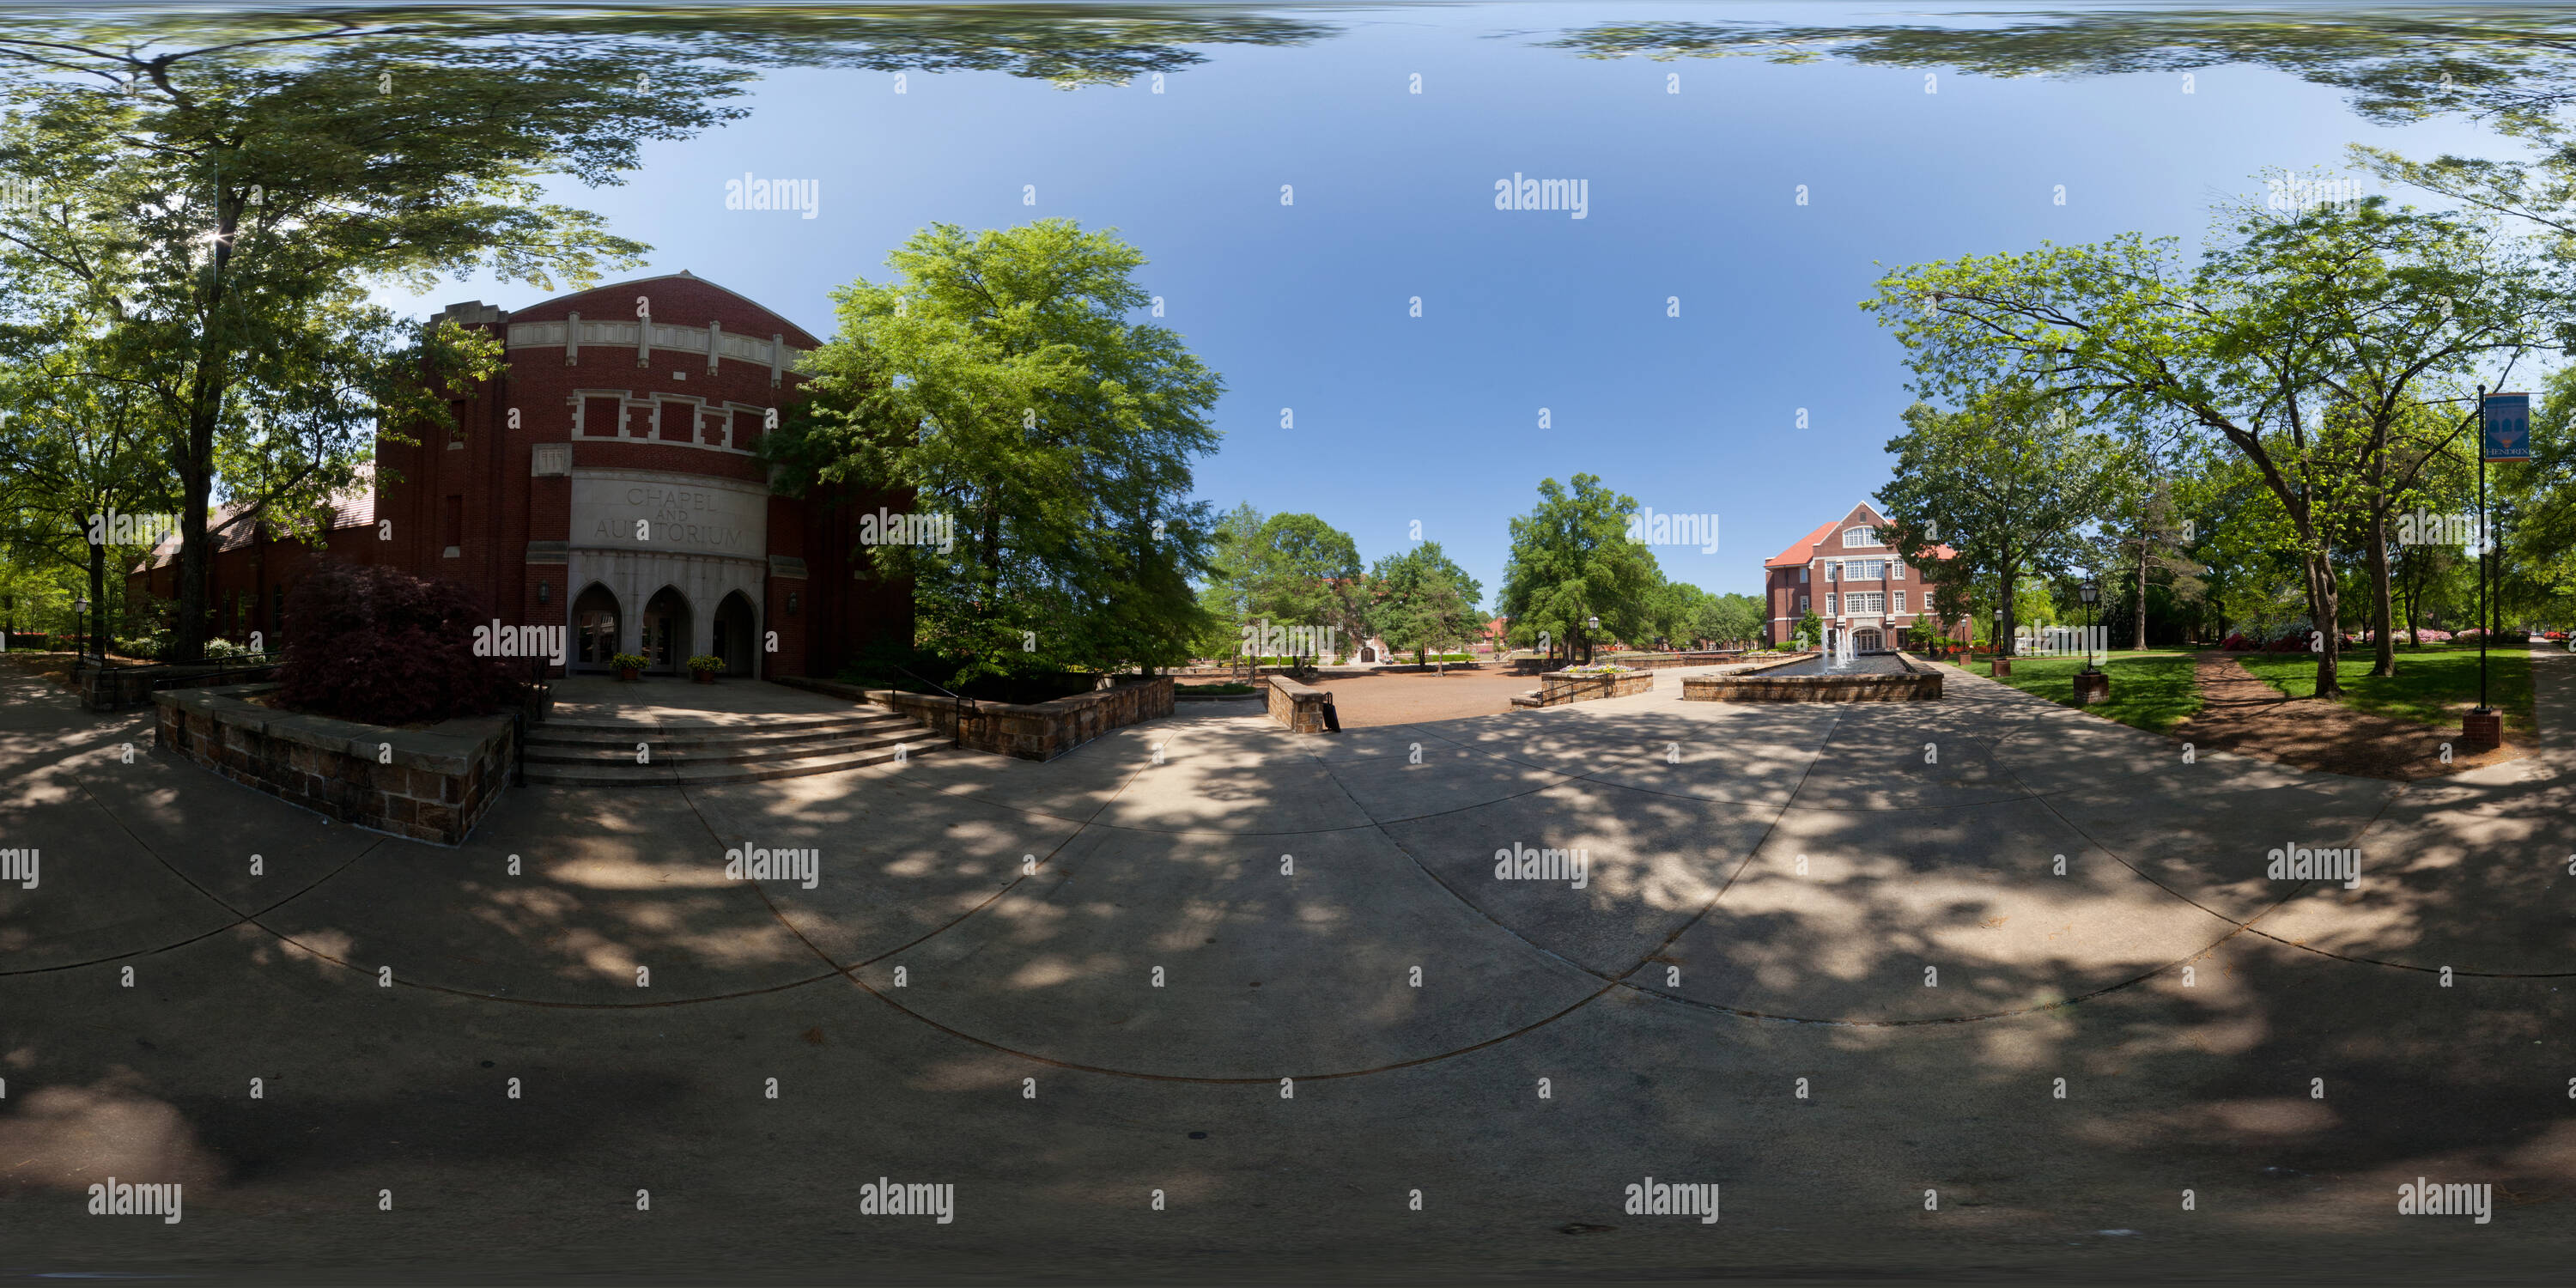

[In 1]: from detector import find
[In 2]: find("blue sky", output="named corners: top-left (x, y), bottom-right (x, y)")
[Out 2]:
top-left (380, 1), bottom-right (2515, 605)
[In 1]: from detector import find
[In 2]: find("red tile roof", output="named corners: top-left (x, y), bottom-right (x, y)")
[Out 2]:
top-left (1764, 516), bottom-right (1959, 568)
top-left (1764, 520), bottom-right (1841, 569)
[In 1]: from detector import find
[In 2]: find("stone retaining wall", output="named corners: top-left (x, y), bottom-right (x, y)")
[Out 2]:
top-left (775, 674), bottom-right (1173, 762)
top-left (1265, 674), bottom-right (1335, 732)
top-left (1519, 668), bottom-right (1659, 708)
top-left (153, 683), bottom-right (515, 845)
top-left (1683, 652), bottom-right (1942, 702)
top-left (77, 659), bottom-right (283, 713)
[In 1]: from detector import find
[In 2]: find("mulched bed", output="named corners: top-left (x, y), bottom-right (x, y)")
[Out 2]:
top-left (2172, 653), bottom-right (2525, 781)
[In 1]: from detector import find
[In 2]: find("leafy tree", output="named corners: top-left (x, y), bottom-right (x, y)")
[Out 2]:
top-left (1698, 591), bottom-right (1765, 648)
top-left (0, 325), bottom-right (172, 659)
top-left (1195, 501), bottom-right (1267, 663)
top-left (1866, 190), bottom-right (2554, 694)
top-left (1873, 388), bottom-right (2133, 659)
top-left (1367, 541), bottom-right (1482, 665)
top-left (1237, 512), bottom-right (1364, 664)
top-left (1549, 11), bottom-right (2576, 134)
top-left (775, 220), bottom-right (1223, 681)
top-left (1497, 474), bottom-right (1662, 665)
top-left (1792, 611), bottom-right (1823, 650)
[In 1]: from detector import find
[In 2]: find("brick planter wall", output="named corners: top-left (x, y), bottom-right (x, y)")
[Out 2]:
top-left (1519, 668), bottom-right (1658, 708)
top-left (775, 674), bottom-right (1173, 762)
top-left (1265, 674), bottom-right (1335, 732)
top-left (153, 683), bottom-right (515, 845)
top-left (1682, 652), bottom-right (1943, 703)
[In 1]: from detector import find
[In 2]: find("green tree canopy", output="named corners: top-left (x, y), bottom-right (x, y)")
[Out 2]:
top-left (1873, 388), bottom-right (2136, 657)
top-left (775, 219), bottom-right (1223, 680)
top-left (1367, 541), bottom-right (1483, 664)
top-left (1497, 473), bottom-right (1662, 664)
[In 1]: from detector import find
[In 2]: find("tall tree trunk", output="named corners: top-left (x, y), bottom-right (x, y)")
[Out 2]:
top-left (2134, 536), bottom-right (2148, 650)
top-left (88, 536), bottom-right (108, 663)
top-left (2366, 510), bottom-right (2396, 677)
top-left (173, 447), bottom-right (211, 665)
top-left (2304, 550), bottom-right (2342, 698)
top-left (1997, 560), bottom-right (2018, 659)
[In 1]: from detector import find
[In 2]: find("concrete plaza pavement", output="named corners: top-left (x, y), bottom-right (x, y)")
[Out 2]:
top-left (2, 653), bottom-right (2572, 1281)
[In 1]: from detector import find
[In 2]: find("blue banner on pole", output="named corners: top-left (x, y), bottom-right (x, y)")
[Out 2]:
top-left (2482, 392), bottom-right (2532, 461)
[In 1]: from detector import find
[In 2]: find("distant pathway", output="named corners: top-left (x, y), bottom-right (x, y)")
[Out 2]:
top-left (2173, 650), bottom-right (2519, 781)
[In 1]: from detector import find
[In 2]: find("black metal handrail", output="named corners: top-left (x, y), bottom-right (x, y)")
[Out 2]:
top-left (892, 665), bottom-right (965, 750)
top-left (512, 654), bottom-right (550, 788)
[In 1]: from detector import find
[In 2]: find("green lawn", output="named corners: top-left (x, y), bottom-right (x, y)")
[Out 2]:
top-left (1938, 649), bottom-right (2205, 734)
top-left (2233, 646), bottom-right (2536, 734)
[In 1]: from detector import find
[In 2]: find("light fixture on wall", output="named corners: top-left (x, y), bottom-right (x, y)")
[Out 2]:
top-left (538, 580), bottom-right (550, 605)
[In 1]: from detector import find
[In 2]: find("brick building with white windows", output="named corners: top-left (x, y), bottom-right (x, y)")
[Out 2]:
top-left (1762, 502), bottom-right (1969, 651)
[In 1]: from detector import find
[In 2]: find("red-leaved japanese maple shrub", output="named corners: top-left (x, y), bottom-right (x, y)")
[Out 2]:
top-left (276, 565), bottom-right (510, 726)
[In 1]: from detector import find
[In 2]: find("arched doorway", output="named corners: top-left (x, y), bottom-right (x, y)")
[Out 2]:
top-left (1853, 628), bottom-right (1884, 653)
top-left (712, 591), bottom-right (757, 677)
top-left (641, 586), bottom-right (690, 675)
top-left (573, 584), bottom-right (621, 671)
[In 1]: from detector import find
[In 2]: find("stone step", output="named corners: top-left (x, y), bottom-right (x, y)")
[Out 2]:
top-left (526, 728), bottom-right (935, 766)
top-left (523, 741), bottom-right (945, 786)
top-left (536, 708), bottom-right (902, 737)
top-left (526, 714), bottom-right (914, 750)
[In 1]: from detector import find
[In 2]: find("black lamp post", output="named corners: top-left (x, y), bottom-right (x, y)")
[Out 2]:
top-left (2078, 580), bottom-right (2101, 673)
top-left (72, 597), bottom-right (90, 666)
top-left (1585, 614), bottom-right (1599, 665)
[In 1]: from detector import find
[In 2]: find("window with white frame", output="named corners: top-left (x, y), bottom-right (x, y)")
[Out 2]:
top-left (1892, 562), bottom-right (1906, 580)
top-left (1892, 591), bottom-right (1907, 613)
top-left (1825, 592), bottom-right (1837, 615)
top-left (1843, 526), bottom-right (1876, 547)
top-left (1798, 568), bottom-right (1808, 582)
top-left (1825, 562), bottom-right (1839, 581)
top-left (1851, 558), bottom-right (1885, 580)
top-left (1799, 594), bottom-right (1809, 613)
top-left (1848, 592), bottom-right (1884, 614)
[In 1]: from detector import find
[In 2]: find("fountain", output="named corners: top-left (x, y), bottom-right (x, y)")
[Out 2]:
top-left (1826, 629), bottom-right (1856, 671)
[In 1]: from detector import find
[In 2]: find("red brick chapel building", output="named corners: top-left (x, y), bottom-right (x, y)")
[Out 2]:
top-left (1763, 502), bottom-right (1969, 651)
top-left (132, 272), bottom-right (913, 677)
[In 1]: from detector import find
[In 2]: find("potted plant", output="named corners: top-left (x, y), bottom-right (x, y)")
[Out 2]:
top-left (610, 652), bottom-right (648, 682)
top-left (688, 654), bottom-right (725, 684)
